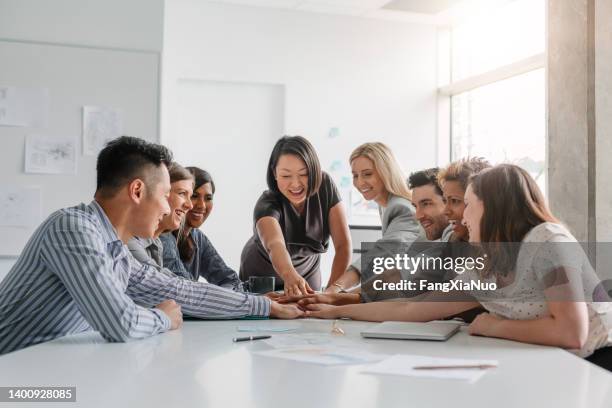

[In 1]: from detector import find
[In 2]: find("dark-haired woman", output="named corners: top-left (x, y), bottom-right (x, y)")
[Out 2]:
top-left (303, 164), bottom-right (612, 363)
top-left (240, 136), bottom-right (352, 296)
top-left (160, 167), bottom-right (243, 291)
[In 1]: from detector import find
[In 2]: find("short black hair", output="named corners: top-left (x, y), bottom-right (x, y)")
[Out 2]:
top-left (96, 136), bottom-right (173, 197)
top-left (266, 135), bottom-right (322, 197)
top-left (408, 167), bottom-right (443, 196)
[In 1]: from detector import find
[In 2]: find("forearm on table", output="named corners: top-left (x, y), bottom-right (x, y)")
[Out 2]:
top-left (334, 299), bottom-right (479, 322)
top-left (484, 313), bottom-right (588, 349)
top-left (128, 264), bottom-right (270, 317)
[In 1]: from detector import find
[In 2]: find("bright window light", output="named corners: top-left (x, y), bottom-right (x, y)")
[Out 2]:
top-left (451, 0), bottom-right (545, 82)
top-left (451, 68), bottom-right (546, 192)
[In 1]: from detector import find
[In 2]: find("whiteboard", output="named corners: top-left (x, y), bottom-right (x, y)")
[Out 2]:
top-left (0, 39), bottom-right (160, 256)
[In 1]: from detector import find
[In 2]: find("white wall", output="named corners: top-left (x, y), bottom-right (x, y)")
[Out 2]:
top-left (0, 0), bottom-right (163, 52)
top-left (172, 79), bottom-right (285, 272)
top-left (0, 0), bottom-right (164, 280)
top-left (162, 0), bottom-right (439, 279)
top-left (0, 259), bottom-right (16, 282)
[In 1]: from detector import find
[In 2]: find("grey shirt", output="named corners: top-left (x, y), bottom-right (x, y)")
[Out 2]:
top-left (353, 194), bottom-right (421, 281)
top-left (128, 237), bottom-right (164, 269)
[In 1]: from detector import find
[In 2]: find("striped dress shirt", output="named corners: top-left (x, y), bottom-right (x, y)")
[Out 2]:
top-left (0, 201), bottom-right (270, 355)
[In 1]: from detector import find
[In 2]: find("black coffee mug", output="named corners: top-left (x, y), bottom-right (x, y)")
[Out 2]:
top-left (246, 276), bottom-right (276, 294)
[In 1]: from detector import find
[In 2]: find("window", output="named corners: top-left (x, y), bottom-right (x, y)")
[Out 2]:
top-left (440, 0), bottom-right (546, 192)
top-left (451, 0), bottom-right (545, 82)
top-left (451, 69), bottom-right (546, 190)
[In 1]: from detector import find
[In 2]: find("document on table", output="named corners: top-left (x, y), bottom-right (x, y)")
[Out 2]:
top-left (255, 346), bottom-right (386, 366)
top-left (236, 325), bottom-right (299, 333)
top-left (263, 332), bottom-right (361, 349)
top-left (361, 355), bottom-right (498, 383)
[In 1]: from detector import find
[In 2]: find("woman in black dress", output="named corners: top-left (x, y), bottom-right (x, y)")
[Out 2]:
top-left (240, 136), bottom-right (351, 296)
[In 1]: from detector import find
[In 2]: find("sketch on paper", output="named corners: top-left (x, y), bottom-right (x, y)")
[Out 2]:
top-left (0, 186), bottom-right (41, 228)
top-left (82, 106), bottom-right (123, 156)
top-left (25, 134), bottom-right (77, 175)
top-left (0, 86), bottom-right (17, 125)
top-left (0, 86), bottom-right (49, 127)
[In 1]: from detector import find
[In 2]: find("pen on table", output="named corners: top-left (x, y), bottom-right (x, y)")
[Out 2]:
top-left (232, 335), bottom-right (272, 342)
top-left (413, 364), bottom-right (497, 370)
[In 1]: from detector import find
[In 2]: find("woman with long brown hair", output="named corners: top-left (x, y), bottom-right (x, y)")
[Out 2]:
top-left (303, 164), bottom-right (612, 365)
top-left (159, 167), bottom-right (244, 291)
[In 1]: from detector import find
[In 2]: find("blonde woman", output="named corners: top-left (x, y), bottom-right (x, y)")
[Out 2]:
top-left (280, 142), bottom-right (420, 305)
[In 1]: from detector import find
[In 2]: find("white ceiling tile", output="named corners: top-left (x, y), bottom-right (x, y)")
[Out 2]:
top-left (301, 0), bottom-right (390, 8)
top-left (208, 0), bottom-right (302, 9)
top-left (365, 8), bottom-right (441, 24)
top-left (296, 2), bottom-right (369, 16)
top-left (383, 0), bottom-right (466, 15)
top-left (202, 0), bottom-right (490, 23)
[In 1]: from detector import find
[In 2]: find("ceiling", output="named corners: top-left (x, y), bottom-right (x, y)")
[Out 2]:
top-left (383, 0), bottom-right (466, 14)
top-left (203, 0), bottom-right (511, 24)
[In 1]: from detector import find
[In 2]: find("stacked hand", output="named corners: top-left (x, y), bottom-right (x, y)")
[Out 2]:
top-left (277, 292), bottom-right (359, 307)
top-left (270, 301), bottom-right (305, 319)
top-left (283, 274), bottom-right (315, 297)
top-left (302, 303), bottom-right (340, 319)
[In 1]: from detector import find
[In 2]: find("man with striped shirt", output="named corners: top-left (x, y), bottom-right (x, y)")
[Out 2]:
top-left (0, 136), bottom-right (302, 355)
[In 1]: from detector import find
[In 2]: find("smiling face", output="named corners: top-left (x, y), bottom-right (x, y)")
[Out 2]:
top-left (441, 180), bottom-right (469, 241)
top-left (351, 156), bottom-right (388, 206)
top-left (186, 182), bottom-right (214, 229)
top-left (462, 184), bottom-right (484, 243)
top-left (158, 179), bottom-right (194, 233)
top-left (275, 154), bottom-right (309, 208)
top-left (411, 184), bottom-right (448, 241)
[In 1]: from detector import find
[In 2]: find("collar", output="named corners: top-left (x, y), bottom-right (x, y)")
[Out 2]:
top-left (89, 200), bottom-right (123, 245)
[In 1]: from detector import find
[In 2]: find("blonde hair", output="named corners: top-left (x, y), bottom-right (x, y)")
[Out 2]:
top-left (349, 142), bottom-right (411, 201)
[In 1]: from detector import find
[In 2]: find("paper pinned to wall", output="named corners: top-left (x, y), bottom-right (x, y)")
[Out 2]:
top-left (0, 86), bottom-right (49, 127)
top-left (25, 134), bottom-right (77, 175)
top-left (0, 186), bottom-right (41, 228)
top-left (82, 106), bottom-right (123, 155)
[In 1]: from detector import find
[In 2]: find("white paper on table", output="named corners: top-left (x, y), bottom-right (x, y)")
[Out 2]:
top-left (25, 134), bottom-right (77, 175)
top-left (0, 86), bottom-right (49, 127)
top-left (236, 325), bottom-right (299, 333)
top-left (0, 186), bottom-right (41, 227)
top-left (254, 346), bottom-right (386, 366)
top-left (82, 106), bottom-right (123, 155)
top-left (361, 354), bottom-right (498, 383)
top-left (263, 332), bottom-right (361, 349)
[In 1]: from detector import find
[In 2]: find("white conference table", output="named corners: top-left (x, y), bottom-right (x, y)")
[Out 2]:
top-left (1, 318), bottom-right (611, 408)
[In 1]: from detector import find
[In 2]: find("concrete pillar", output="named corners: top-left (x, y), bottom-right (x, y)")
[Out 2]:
top-left (595, 0), bottom-right (612, 242)
top-left (547, 0), bottom-right (594, 242)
